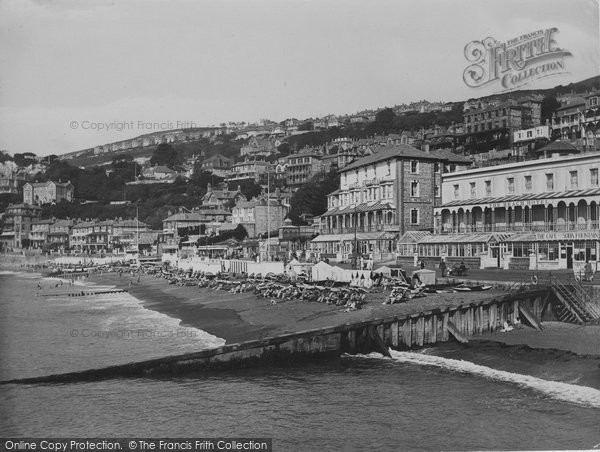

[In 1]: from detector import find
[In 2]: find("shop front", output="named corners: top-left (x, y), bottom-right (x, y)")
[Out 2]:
top-left (311, 231), bottom-right (397, 262)
top-left (507, 230), bottom-right (600, 272)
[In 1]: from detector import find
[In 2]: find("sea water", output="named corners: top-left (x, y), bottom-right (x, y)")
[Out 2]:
top-left (1, 273), bottom-right (599, 451)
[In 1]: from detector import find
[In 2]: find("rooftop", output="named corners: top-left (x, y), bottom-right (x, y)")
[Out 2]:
top-left (341, 144), bottom-right (442, 172)
top-left (535, 139), bottom-right (579, 154)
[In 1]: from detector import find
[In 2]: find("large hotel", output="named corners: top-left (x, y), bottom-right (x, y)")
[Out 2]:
top-left (310, 145), bottom-right (470, 260)
top-left (397, 146), bottom-right (600, 273)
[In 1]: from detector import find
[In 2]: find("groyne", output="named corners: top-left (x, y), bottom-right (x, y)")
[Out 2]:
top-left (2, 288), bottom-right (554, 385)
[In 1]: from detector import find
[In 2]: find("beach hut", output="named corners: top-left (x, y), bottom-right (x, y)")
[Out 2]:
top-left (412, 269), bottom-right (436, 285)
top-left (374, 265), bottom-right (392, 277)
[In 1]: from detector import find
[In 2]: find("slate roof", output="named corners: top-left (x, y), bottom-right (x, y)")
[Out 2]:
top-left (340, 144), bottom-right (442, 172)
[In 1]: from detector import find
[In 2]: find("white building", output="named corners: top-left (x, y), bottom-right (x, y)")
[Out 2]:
top-left (432, 151), bottom-right (600, 271)
top-left (23, 181), bottom-right (74, 205)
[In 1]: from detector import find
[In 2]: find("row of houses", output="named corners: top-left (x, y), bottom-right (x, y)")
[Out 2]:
top-left (0, 211), bottom-right (156, 253)
top-left (309, 140), bottom-right (600, 272)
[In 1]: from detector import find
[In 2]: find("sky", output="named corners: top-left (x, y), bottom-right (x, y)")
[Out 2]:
top-left (0, 0), bottom-right (599, 156)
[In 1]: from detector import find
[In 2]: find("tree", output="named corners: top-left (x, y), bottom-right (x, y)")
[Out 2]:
top-left (374, 108), bottom-right (396, 134)
top-left (150, 143), bottom-right (181, 169)
top-left (298, 121), bottom-right (313, 131)
top-left (0, 151), bottom-right (13, 163)
top-left (110, 154), bottom-right (140, 182)
top-left (289, 169), bottom-right (340, 224)
top-left (277, 142), bottom-right (291, 156)
top-left (231, 179), bottom-right (262, 200)
top-left (541, 96), bottom-right (560, 124)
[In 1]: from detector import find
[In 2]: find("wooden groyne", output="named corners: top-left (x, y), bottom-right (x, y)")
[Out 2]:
top-left (41, 289), bottom-right (129, 297)
top-left (2, 289), bottom-right (557, 385)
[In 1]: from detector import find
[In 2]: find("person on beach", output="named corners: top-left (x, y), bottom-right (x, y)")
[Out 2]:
top-left (37, 281), bottom-right (41, 290)
top-left (584, 260), bottom-right (594, 282)
top-left (439, 259), bottom-right (447, 277)
top-left (411, 272), bottom-right (422, 290)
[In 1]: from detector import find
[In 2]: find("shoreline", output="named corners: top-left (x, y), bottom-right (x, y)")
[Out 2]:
top-left (85, 273), bottom-right (600, 357)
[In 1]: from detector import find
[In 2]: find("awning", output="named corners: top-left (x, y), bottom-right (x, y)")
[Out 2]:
top-left (418, 232), bottom-right (514, 244)
top-left (397, 231), bottom-right (432, 244)
top-left (505, 233), bottom-right (537, 242)
top-left (322, 201), bottom-right (395, 216)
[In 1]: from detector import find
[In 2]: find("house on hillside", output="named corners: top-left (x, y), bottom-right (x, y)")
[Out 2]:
top-left (240, 137), bottom-right (278, 158)
top-left (199, 154), bottom-right (234, 178)
top-left (23, 181), bottom-right (74, 205)
top-left (201, 183), bottom-right (246, 209)
top-left (142, 166), bottom-right (178, 180)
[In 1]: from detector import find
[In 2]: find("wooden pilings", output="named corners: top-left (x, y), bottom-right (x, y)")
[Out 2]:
top-left (67, 289), bottom-right (128, 297)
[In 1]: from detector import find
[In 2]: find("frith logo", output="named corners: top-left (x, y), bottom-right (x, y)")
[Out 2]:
top-left (463, 28), bottom-right (572, 91)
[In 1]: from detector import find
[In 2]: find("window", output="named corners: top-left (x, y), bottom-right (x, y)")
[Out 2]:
top-left (410, 160), bottom-right (419, 174)
top-left (524, 175), bottom-right (532, 192)
top-left (527, 130), bottom-right (533, 138)
top-left (386, 161), bottom-right (391, 175)
top-left (591, 97), bottom-right (598, 107)
top-left (434, 185), bottom-right (440, 197)
top-left (570, 171), bottom-right (578, 189)
top-left (410, 209), bottom-right (419, 225)
top-left (454, 184), bottom-right (459, 199)
top-left (546, 173), bottom-right (554, 190)
top-left (485, 180), bottom-right (492, 197)
top-left (507, 177), bottom-right (515, 194)
top-left (591, 168), bottom-right (599, 187)
top-left (411, 181), bottom-right (419, 197)
top-left (470, 182), bottom-right (476, 198)
top-left (434, 162), bottom-right (440, 173)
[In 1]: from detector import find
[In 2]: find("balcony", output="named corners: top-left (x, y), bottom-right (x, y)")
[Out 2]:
top-left (439, 220), bottom-right (599, 234)
top-left (320, 224), bottom-right (399, 235)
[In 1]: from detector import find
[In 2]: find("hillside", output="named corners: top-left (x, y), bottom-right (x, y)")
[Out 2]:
top-left (59, 75), bottom-right (600, 169)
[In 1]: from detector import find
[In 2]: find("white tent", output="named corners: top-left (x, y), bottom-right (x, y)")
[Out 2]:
top-left (311, 261), bottom-right (333, 281)
top-left (331, 266), bottom-right (350, 282)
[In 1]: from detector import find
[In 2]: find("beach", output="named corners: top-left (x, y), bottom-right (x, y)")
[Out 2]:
top-left (85, 272), bottom-right (600, 358)
top-left (86, 273), bottom-right (495, 342)
top-left (3, 270), bottom-right (600, 449)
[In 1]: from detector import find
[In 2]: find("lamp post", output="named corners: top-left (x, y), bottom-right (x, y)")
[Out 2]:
top-left (267, 170), bottom-right (270, 261)
top-left (353, 204), bottom-right (358, 268)
top-left (136, 204), bottom-right (140, 261)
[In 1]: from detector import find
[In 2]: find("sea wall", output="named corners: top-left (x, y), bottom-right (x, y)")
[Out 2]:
top-left (3, 289), bottom-right (552, 384)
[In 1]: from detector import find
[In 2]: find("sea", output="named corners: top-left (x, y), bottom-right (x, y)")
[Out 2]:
top-left (1, 271), bottom-right (599, 451)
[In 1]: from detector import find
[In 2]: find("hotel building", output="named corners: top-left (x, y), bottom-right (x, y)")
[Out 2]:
top-left (312, 145), bottom-right (448, 260)
top-left (429, 151), bottom-right (600, 271)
